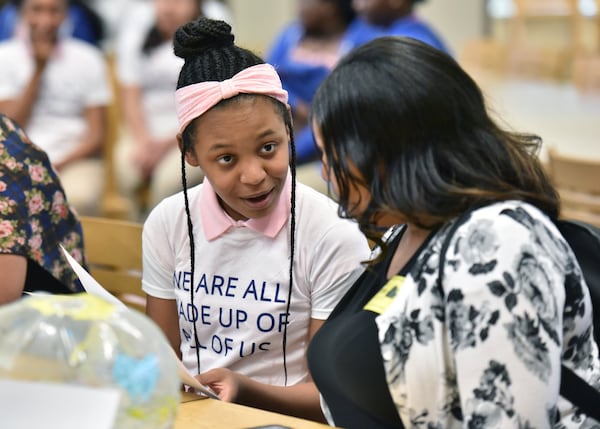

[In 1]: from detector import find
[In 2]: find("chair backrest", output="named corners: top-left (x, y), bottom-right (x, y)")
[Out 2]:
top-left (79, 215), bottom-right (145, 312)
top-left (573, 53), bottom-right (600, 94)
top-left (100, 53), bottom-right (134, 220)
top-left (547, 147), bottom-right (600, 227)
top-left (504, 0), bottom-right (579, 80)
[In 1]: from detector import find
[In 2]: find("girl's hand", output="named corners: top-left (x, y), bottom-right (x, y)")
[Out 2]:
top-left (196, 367), bottom-right (242, 402)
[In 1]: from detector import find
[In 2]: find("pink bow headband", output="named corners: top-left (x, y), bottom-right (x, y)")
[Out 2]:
top-left (175, 63), bottom-right (289, 134)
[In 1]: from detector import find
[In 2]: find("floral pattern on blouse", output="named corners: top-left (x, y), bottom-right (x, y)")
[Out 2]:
top-left (376, 201), bottom-right (600, 429)
top-left (0, 115), bottom-right (85, 291)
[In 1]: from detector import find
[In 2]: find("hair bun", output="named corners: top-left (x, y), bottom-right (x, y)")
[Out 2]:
top-left (174, 17), bottom-right (235, 60)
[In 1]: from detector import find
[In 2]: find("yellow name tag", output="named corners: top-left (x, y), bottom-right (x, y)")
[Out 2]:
top-left (364, 275), bottom-right (405, 314)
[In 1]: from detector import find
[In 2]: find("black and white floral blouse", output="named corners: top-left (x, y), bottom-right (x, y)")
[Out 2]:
top-left (376, 200), bottom-right (600, 428)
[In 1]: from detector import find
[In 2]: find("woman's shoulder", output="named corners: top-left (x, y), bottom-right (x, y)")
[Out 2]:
top-left (442, 200), bottom-right (551, 229)
top-left (0, 115), bottom-right (57, 180)
top-left (266, 21), bottom-right (303, 61)
top-left (435, 200), bottom-right (567, 273)
top-left (274, 21), bottom-right (303, 44)
top-left (436, 201), bottom-right (556, 252)
top-left (462, 200), bottom-right (551, 227)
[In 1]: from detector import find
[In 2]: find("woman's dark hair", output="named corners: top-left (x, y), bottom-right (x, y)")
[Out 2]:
top-left (312, 36), bottom-right (559, 251)
top-left (331, 0), bottom-right (356, 26)
top-left (173, 17), bottom-right (297, 384)
top-left (142, 26), bottom-right (166, 54)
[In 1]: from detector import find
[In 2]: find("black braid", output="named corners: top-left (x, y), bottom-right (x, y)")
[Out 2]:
top-left (181, 149), bottom-right (201, 374)
top-left (283, 116), bottom-right (297, 386)
top-left (175, 16), bottom-right (297, 383)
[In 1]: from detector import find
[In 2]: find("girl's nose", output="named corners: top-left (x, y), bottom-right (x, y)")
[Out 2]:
top-left (240, 161), bottom-right (267, 185)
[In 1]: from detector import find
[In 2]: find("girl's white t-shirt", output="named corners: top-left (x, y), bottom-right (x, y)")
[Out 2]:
top-left (143, 181), bottom-right (370, 385)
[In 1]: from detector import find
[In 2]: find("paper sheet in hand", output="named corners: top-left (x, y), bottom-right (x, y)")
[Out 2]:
top-left (60, 245), bottom-right (220, 400)
top-left (60, 245), bottom-right (124, 307)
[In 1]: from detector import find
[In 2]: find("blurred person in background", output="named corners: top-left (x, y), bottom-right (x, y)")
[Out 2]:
top-left (0, 0), bottom-right (111, 216)
top-left (266, 0), bottom-right (375, 194)
top-left (0, 114), bottom-right (86, 304)
top-left (352, 0), bottom-right (450, 54)
top-left (113, 0), bottom-right (232, 219)
top-left (0, 0), bottom-right (104, 47)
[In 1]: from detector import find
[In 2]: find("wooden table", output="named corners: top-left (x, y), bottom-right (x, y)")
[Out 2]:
top-left (174, 393), bottom-right (335, 429)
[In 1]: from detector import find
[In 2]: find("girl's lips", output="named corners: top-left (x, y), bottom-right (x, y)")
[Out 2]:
top-left (242, 189), bottom-right (273, 210)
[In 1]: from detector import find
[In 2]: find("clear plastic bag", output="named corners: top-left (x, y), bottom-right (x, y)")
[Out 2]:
top-left (0, 293), bottom-right (180, 429)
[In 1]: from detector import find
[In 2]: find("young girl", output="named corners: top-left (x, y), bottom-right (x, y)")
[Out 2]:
top-left (141, 17), bottom-right (371, 421)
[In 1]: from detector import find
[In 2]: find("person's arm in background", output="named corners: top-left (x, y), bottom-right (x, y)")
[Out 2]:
top-left (120, 84), bottom-right (177, 178)
top-left (0, 36), bottom-right (54, 126)
top-left (120, 84), bottom-right (151, 167)
top-left (0, 254), bottom-right (27, 304)
top-left (53, 104), bottom-right (107, 171)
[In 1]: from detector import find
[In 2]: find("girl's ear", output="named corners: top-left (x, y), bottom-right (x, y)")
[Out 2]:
top-left (178, 133), bottom-right (200, 167)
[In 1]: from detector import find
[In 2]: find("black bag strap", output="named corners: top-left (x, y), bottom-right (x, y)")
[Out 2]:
top-left (555, 219), bottom-right (600, 346)
top-left (437, 211), bottom-right (600, 422)
top-left (554, 219), bottom-right (600, 421)
top-left (560, 364), bottom-right (600, 421)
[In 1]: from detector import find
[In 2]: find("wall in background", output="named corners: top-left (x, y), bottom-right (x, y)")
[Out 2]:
top-left (418, 0), bottom-right (486, 55)
top-left (228, 0), bottom-right (297, 56)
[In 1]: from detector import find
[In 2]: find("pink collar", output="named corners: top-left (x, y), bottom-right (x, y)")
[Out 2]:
top-left (200, 173), bottom-right (291, 241)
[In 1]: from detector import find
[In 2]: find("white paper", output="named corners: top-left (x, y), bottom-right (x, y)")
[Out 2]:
top-left (0, 380), bottom-right (120, 429)
top-left (168, 347), bottom-right (220, 399)
top-left (60, 245), bottom-right (220, 400)
top-left (60, 245), bottom-right (125, 309)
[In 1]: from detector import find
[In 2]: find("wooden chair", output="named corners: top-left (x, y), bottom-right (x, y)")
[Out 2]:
top-left (100, 53), bottom-right (134, 220)
top-left (504, 0), bottom-right (579, 80)
top-left (79, 215), bottom-right (145, 312)
top-left (459, 38), bottom-right (508, 80)
top-left (547, 147), bottom-right (600, 227)
top-left (572, 53), bottom-right (600, 94)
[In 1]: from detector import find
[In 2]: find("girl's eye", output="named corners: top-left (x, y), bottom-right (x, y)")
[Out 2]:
top-left (217, 155), bottom-right (233, 165)
top-left (262, 143), bottom-right (276, 154)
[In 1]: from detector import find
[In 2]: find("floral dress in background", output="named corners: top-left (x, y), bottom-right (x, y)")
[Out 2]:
top-left (0, 114), bottom-right (86, 293)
